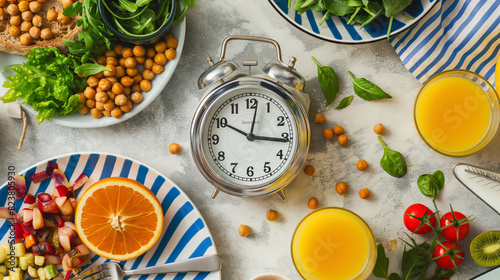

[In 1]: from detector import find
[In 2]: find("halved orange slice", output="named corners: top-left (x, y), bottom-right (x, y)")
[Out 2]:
top-left (75, 177), bottom-right (163, 261)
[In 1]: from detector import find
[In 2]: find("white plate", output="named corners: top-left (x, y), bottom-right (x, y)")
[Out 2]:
top-left (0, 152), bottom-right (221, 280)
top-left (0, 20), bottom-right (185, 128)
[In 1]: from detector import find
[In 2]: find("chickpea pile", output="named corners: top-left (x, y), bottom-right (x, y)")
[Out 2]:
top-left (1, 0), bottom-right (73, 46)
top-left (77, 35), bottom-right (178, 119)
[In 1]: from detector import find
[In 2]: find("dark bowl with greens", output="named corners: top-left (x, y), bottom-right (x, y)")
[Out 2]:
top-left (98, 0), bottom-right (176, 44)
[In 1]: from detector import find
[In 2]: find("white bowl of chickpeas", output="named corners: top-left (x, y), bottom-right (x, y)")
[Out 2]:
top-left (0, 12), bottom-right (185, 128)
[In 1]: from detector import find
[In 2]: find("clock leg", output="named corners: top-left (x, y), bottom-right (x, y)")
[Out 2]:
top-left (278, 190), bottom-right (287, 200)
top-left (211, 188), bottom-right (221, 199)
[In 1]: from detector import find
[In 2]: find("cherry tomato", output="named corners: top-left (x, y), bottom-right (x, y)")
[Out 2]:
top-left (404, 203), bottom-right (436, 234)
top-left (433, 241), bottom-right (464, 269)
top-left (440, 211), bottom-right (470, 242)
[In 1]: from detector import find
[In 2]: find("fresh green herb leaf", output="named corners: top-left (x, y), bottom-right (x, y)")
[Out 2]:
top-left (417, 171), bottom-right (444, 199)
top-left (311, 56), bottom-right (339, 106)
top-left (63, 1), bottom-right (83, 17)
top-left (373, 243), bottom-right (390, 279)
top-left (378, 136), bottom-right (407, 177)
top-left (348, 71), bottom-right (392, 101)
top-left (433, 170), bottom-right (445, 189)
top-left (325, 0), bottom-right (357, 16)
top-left (401, 246), bottom-right (429, 279)
top-left (74, 64), bottom-right (111, 77)
top-left (1, 64), bottom-right (20, 72)
top-left (382, 0), bottom-right (412, 37)
top-left (174, 0), bottom-right (196, 24)
top-left (335, 95), bottom-right (353, 110)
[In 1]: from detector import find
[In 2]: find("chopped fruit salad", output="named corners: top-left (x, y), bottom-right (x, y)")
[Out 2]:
top-left (0, 161), bottom-right (90, 280)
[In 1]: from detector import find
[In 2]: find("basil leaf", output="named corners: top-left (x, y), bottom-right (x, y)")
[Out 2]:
top-left (378, 136), bottom-right (407, 177)
top-left (373, 243), bottom-right (390, 279)
top-left (433, 170), bottom-right (445, 190)
top-left (312, 56), bottom-right (339, 106)
top-left (74, 64), bottom-right (111, 77)
top-left (348, 71), bottom-right (392, 101)
top-left (63, 1), bottom-right (83, 17)
top-left (335, 95), bottom-right (353, 110)
top-left (389, 274), bottom-right (403, 280)
top-left (417, 174), bottom-right (440, 198)
top-left (401, 246), bottom-right (428, 279)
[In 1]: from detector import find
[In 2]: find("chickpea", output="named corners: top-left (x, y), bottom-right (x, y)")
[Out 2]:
top-left (7, 3), bottom-right (18, 15)
top-left (373, 123), bottom-right (385, 135)
top-left (111, 83), bottom-right (123, 95)
top-left (98, 79), bottom-right (112, 91)
top-left (19, 33), bottom-right (31, 45)
top-left (132, 73), bottom-right (142, 84)
top-left (10, 15), bottom-right (20, 25)
top-left (57, 11), bottom-right (71, 24)
top-left (144, 58), bottom-right (154, 69)
top-left (28, 0), bottom-right (41, 12)
top-left (78, 106), bottom-right (89, 116)
top-left (307, 197), bottom-right (318, 210)
top-left (0, 0), bottom-right (6, 7)
top-left (103, 65), bottom-right (116, 77)
top-left (131, 83), bottom-right (141, 92)
top-left (154, 53), bottom-right (167, 65)
top-left (83, 87), bottom-right (96, 100)
top-left (40, 28), bottom-right (53, 40)
top-left (153, 41), bottom-right (166, 53)
top-left (111, 107), bottom-right (122, 118)
top-left (166, 36), bottom-right (178, 48)
top-left (132, 45), bottom-right (146, 57)
top-left (32, 15), bottom-right (43, 27)
top-left (86, 99), bottom-right (96, 109)
top-left (135, 56), bottom-right (145, 64)
top-left (152, 64), bottom-right (163, 74)
top-left (142, 69), bottom-right (154, 80)
top-left (322, 128), bottom-right (334, 140)
top-left (140, 79), bottom-right (151, 92)
top-left (266, 209), bottom-right (278, 221)
top-left (77, 92), bottom-right (86, 104)
top-left (121, 47), bottom-right (133, 58)
top-left (87, 76), bottom-right (99, 87)
top-left (0, 9), bottom-right (4, 20)
top-left (125, 67), bottom-right (138, 77)
top-left (304, 165), bottom-right (315, 176)
top-left (335, 182), bottom-right (348, 195)
top-left (121, 76), bottom-right (133, 87)
top-left (122, 87), bottom-right (130, 95)
top-left (18, 1), bottom-right (28, 11)
top-left (103, 99), bottom-right (115, 110)
top-left (238, 224), bottom-right (251, 237)
top-left (313, 113), bottom-right (326, 124)
top-left (96, 55), bottom-right (106, 65)
top-left (115, 66), bottom-right (125, 78)
top-left (124, 57), bottom-right (136, 69)
top-left (46, 9), bottom-right (57, 21)
top-left (104, 49), bottom-right (117, 58)
top-left (90, 108), bottom-right (102, 119)
top-left (106, 57), bottom-right (118, 66)
top-left (120, 101), bottom-right (132, 113)
top-left (118, 57), bottom-right (126, 67)
top-left (95, 101), bottom-right (104, 111)
top-left (168, 143), bottom-right (181, 154)
top-left (9, 26), bottom-right (20, 36)
top-left (61, 0), bottom-right (73, 9)
top-left (337, 134), bottom-right (348, 146)
top-left (146, 47), bottom-right (155, 58)
top-left (165, 48), bottom-right (176, 60)
top-left (105, 76), bottom-right (118, 84)
top-left (131, 91), bottom-right (142, 103)
top-left (356, 160), bottom-right (368, 171)
top-left (333, 125), bottom-right (344, 135)
top-left (94, 71), bottom-right (104, 79)
top-left (20, 10), bottom-right (32, 21)
top-left (102, 110), bottom-right (111, 117)
top-left (26, 26), bottom-right (38, 39)
top-left (114, 94), bottom-right (127, 106)
top-left (95, 91), bottom-right (108, 103)
top-left (359, 188), bottom-right (370, 199)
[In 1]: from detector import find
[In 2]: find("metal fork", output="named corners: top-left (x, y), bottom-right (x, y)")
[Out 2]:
top-left (72, 254), bottom-right (221, 280)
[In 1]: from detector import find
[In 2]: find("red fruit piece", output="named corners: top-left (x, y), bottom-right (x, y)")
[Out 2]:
top-left (440, 208), bottom-right (471, 242)
top-left (404, 203), bottom-right (437, 234)
top-left (29, 171), bottom-right (50, 184)
top-left (433, 241), bottom-right (465, 269)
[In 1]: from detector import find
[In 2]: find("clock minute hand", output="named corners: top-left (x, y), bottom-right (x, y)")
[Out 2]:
top-left (226, 124), bottom-right (248, 137)
top-left (253, 135), bottom-right (289, 143)
top-left (248, 100), bottom-right (258, 137)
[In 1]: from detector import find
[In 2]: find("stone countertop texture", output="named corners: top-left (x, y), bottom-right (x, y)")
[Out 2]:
top-left (1, 0), bottom-right (499, 279)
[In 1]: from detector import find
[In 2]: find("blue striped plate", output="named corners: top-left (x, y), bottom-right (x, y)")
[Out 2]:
top-left (0, 153), bottom-right (221, 280)
top-left (269, 0), bottom-right (438, 44)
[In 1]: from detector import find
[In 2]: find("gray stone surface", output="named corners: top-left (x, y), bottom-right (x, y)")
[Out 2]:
top-left (1, 0), bottom-right (499, 279)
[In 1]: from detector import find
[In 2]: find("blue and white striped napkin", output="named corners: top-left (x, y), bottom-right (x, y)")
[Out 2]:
top-left (390, 0), bottom-right (500, 86)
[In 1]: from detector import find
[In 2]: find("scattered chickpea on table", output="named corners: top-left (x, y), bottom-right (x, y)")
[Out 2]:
top-left (303, 164), bottom-right (314, 176)
top-left (307, 197), bottom-right (318, 210)
top-left (266, 209), bottom-right (278, 221)
top-left (168, 143), bottom-right (181, 154)
top-left (356, 159), bottom-right (368, 171)
top-left (238, 224), bottom-right (251, 237)
top-left (335, 182), bottom-right (348, 195)
top-left (359, 188), bottom-right (370, 199)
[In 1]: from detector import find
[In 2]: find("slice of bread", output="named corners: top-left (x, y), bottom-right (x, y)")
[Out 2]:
top-left (0, 0), bottom-right (81, 57)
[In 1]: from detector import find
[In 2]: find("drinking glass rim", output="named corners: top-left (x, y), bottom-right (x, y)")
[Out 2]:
top-left (413, 69), bottom-right (500, 157)
top-left (290, 207), bottom-right (376, 280)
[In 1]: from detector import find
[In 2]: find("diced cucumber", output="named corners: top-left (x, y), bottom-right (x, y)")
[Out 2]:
top-left (8, 267), bottom-right (22, 280)
top-left (44, 265), bottom-right (58, 279)
top-left (27, 266), bottom-right (38, 278)
top-left (0, 247), bottom-right (6, 263)
top-left (18, 256), bottom-right (29, 271)
top-left (12, 244), bottom-right (25, 258)
top-left (4, 257), bottom-right (18, 269)
top-left (0, 266), bottom-right (6, 274)
top-left (34, 255), bottom-right (45, 267)
top-left (23, 253), bottom-right (34, 267)
top-left (37, 268), bottom-right (46, 280)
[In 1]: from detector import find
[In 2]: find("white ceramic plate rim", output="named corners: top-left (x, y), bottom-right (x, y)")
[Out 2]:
top-left (268, 0), bottom-right (438, 44)
top-left (0, 20), bottom-right (186, 128)
top-left (0, 151), bottom-right (222, 280)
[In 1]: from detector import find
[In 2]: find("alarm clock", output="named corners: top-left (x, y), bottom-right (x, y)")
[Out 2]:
top-left (190, 35), bottom-right (310, 199)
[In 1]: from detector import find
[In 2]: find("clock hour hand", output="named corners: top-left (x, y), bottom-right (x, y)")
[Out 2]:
top-left (252, 135), bottom-right (289, 143)
top-left (226, 124), bottom-right (249, 137)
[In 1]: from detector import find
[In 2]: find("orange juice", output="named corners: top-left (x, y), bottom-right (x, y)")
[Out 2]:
top-left (291, 208), bottom-right (376, 280)
top-left (414, 70), bottom-right (500, 156)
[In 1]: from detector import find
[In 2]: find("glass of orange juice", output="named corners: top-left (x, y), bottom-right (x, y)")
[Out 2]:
top-left (414, 69), bottom-right (500, 157)
top-left (291, 208), bottom-right (396, 280)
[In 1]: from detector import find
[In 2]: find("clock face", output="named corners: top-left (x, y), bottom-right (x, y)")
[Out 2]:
top-left (201, 90), bottom-right (298, 187)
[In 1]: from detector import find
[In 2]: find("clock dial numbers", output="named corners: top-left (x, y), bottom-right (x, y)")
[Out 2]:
top-left (205, 92), bottom-right (297, 184)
